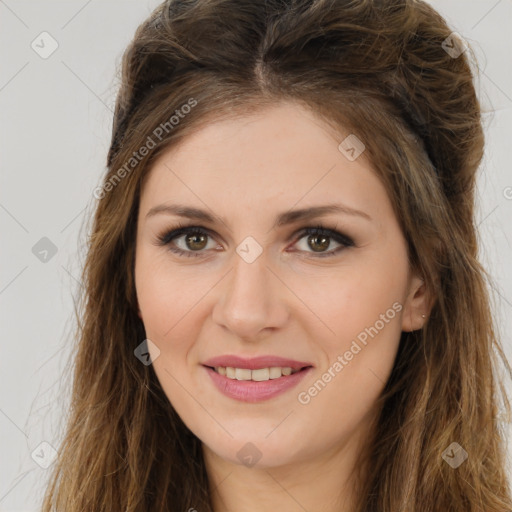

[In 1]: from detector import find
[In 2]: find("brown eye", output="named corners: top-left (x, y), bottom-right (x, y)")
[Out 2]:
top-left (306, 233), bottom-right (331, 252)
top-left (292, 225), bottom-right (354, 258)
top-left (184, 232), bottom-right (208, 251)
top-left (156, 226), bottom-right (218, 258)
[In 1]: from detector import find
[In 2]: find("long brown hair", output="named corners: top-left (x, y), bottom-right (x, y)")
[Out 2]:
top-left (42, 0), bottom-right (512, 510)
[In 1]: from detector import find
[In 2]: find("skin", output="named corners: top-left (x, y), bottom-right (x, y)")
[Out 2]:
top-left (134, 100), bottom-right (430, 512)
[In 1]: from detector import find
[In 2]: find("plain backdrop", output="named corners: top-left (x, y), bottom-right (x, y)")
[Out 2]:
top-left (1, 1), bottom-right (511, 510)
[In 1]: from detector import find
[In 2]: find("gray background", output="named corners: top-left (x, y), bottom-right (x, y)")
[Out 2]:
top-left (1, 1), bottom-right (511, 510)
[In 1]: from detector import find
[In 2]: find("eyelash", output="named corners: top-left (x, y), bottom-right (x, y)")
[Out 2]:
top-left (154, 222), bottom-right (355, 259)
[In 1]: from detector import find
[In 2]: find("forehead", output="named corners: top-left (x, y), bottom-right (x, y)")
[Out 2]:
top-left (139, 101), bottom-right (391, 226)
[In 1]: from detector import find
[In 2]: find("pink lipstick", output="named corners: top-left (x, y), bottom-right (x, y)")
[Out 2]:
top-left (202, 355), bottom-right (313, 403)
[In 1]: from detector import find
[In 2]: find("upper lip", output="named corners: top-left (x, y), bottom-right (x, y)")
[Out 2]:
top-left (202, 355), bottom-right (313, 371)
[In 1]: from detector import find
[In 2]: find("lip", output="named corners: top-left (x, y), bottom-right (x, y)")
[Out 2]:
top-left (203, 365), bottom-right (313, 403)
top-left (202, 355), bottom-right (313, 371)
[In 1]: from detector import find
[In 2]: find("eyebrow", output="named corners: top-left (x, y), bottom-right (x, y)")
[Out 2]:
top-left (145, 203), bottom-right (372, 230)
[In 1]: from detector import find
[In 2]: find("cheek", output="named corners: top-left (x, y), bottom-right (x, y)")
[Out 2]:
top-left (289, 247), bottom-right (407, 418)
top-left (292, 274), bottom-right (405, 454)
top-left (134, 249), bottom-right (220, 399)
top-left (135, 252), bottom-right (206, 412)
top-left (288, 253), bottom-right (407, 354)
top-left (135, 250), bottom-right (208, 339)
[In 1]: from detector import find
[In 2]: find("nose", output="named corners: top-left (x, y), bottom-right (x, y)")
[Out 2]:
top-left (211, 252), bottom-right (289, 341)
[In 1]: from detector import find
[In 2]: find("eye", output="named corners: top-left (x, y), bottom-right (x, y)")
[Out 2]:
top-left (291, 224), bottom-right (354, 258)
top-left (155, 224), bottom-right (219, 258)
top-left (154, 223), bottom-right (355, 258)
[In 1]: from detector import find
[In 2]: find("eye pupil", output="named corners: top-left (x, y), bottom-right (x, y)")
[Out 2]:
top-left (186, 233), bottom-right (208, 250)
top-left (308, 234), bottom-right (330, 252)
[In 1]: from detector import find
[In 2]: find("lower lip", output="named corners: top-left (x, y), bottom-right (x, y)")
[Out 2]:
top-left (203, 365), bottom-right (313, 403)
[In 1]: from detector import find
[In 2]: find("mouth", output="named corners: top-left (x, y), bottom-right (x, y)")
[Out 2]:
top-left (202, 363), bottom-right (314, 402)
top-left (203, 365), bottom-right (312, 382)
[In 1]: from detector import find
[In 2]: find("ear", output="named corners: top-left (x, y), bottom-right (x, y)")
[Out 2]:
top-left (401, 274), bottom-right (433, 332)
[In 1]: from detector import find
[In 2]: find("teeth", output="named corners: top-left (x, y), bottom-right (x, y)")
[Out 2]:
top-left (213, 366), bottom-right (301, 381)
top-left (269, 367), bottom-right (282, 379)
top-left (235, 368), bottom-right (252, 380)
top-left (252, 368), bottom-right (270, 381)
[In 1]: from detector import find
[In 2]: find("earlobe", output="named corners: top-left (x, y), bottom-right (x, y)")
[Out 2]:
top-left (401, 275), bottom-right (432, 332)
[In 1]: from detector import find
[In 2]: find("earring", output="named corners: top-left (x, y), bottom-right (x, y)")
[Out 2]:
top-left (421, 314), bottom-right (426, 318)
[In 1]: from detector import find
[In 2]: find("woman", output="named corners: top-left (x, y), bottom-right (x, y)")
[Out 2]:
top-left (42, 0), bottom-right (512, 510)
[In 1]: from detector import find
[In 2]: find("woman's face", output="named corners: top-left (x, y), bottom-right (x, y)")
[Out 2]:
top-left (135, 101), bottom-right (428, 470)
